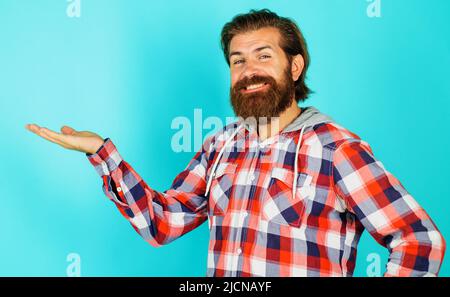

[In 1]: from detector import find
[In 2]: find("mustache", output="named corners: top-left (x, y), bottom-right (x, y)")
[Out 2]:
top-left (233, 75), bottom-right (277, 91)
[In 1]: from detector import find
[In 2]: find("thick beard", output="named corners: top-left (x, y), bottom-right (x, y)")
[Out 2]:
top-left (230, 66), bottom-right (295, 123)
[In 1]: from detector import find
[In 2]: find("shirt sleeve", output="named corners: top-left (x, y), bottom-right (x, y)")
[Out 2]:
top-left (332, 139), bottom-right (446, 276)
top-left (86, 138), bottom-right (210, 247)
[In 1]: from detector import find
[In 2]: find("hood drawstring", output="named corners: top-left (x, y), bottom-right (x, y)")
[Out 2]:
top-left (292, 125), bottom-right (306, 199)
top-left (205, 123), bottom-right (244, 196)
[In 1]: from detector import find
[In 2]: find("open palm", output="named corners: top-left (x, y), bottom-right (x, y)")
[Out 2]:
top-left (25, 124), bottom-right (105, 155)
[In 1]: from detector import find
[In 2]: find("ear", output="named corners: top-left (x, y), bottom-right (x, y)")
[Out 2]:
top-left (290, 54), bottom-right (304, 82)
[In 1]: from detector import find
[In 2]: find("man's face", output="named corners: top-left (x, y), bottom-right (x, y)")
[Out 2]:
top-left (229, 27), bottom-right (296, 121)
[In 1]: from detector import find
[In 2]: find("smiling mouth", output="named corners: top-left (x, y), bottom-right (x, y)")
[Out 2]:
top-left (241, 82), bottom-right (270, 94)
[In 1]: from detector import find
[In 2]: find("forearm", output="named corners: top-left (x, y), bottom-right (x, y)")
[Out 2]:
top-left (383, 216), bottom-right (446, 277)
top-left (87, 138), bottom-right (208, 246)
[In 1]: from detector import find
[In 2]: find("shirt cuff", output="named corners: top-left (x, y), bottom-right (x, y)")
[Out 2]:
top-left (86, 138), bottom-right (123, 176)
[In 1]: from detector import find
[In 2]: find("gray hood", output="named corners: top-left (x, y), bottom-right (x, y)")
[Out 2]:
top-left (283, 106), bottom-right (334, 133)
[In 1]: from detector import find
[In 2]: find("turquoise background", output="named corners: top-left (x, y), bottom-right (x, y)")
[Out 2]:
top-left (0, 0), bottom-right (449, 276)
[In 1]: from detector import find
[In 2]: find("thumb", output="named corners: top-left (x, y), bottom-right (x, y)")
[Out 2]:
top-left (60, 125), bottom-right (77, 135)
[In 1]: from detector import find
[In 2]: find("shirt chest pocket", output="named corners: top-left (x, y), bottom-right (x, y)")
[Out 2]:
top-left (208, 162), bottom-right (237, 216)
top-left (262, 167), bottom-right (313, 228)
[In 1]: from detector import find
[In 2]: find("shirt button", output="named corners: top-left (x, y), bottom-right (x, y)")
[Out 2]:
top-left (259, 145), bottom-right (269, 154)
top-left (243, 211), bottom-right (248, 218)
top-left (250, 174), bottom-right (256, 182)
top-left (236, 248), bottom-right (242, 255)
top-left (117, 187), bottom-right (122, 192)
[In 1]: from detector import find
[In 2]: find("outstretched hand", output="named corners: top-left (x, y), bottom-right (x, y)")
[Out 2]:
top-left (25, 124), bottom-right (105, 155)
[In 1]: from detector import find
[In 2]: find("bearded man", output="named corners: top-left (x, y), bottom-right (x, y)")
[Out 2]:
top-left (26, 9), bottom-right (445, 277)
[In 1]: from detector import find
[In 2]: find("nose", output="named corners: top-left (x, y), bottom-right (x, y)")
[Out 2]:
top-left (240, 60), bottom-right (259, 80)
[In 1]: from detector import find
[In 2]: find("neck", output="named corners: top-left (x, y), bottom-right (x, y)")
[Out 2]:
top-left (257, 100), bottom-right (301, 141)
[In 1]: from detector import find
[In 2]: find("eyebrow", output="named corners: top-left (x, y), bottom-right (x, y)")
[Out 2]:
top-left (229, 45), bottom-right (274, 59)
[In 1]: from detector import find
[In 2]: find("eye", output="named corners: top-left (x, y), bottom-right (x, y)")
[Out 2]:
top-left (233, 59), bottom-right (245, 65)
top-left (259, 54), bottom-right (271, 60)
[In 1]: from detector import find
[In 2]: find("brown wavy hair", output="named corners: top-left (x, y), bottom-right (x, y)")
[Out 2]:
top-left (220, 9), bottom-right (311, 102)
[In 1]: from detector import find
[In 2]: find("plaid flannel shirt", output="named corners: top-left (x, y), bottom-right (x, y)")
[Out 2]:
top-left (87, 112), bottom-right (445, 277)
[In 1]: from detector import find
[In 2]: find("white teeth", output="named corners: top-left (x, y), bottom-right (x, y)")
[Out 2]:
top-left (246, 83), bottom-right (265, 90)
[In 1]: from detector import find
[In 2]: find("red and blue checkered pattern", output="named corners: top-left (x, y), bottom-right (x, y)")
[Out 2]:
top-left (87, 120), bottom-right (445, 277)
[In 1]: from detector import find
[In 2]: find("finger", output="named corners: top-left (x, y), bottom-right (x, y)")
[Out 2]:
top-left (40, 127), bottom-right (73, 144)
top-left (38, 129), bottom-right (73, 149)
top-left (26, 124), bottom-right (74, 149)
top-left (26, 123), bottom-right (41, 134)
top-left (61, 125), bottom-right (77, 135)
